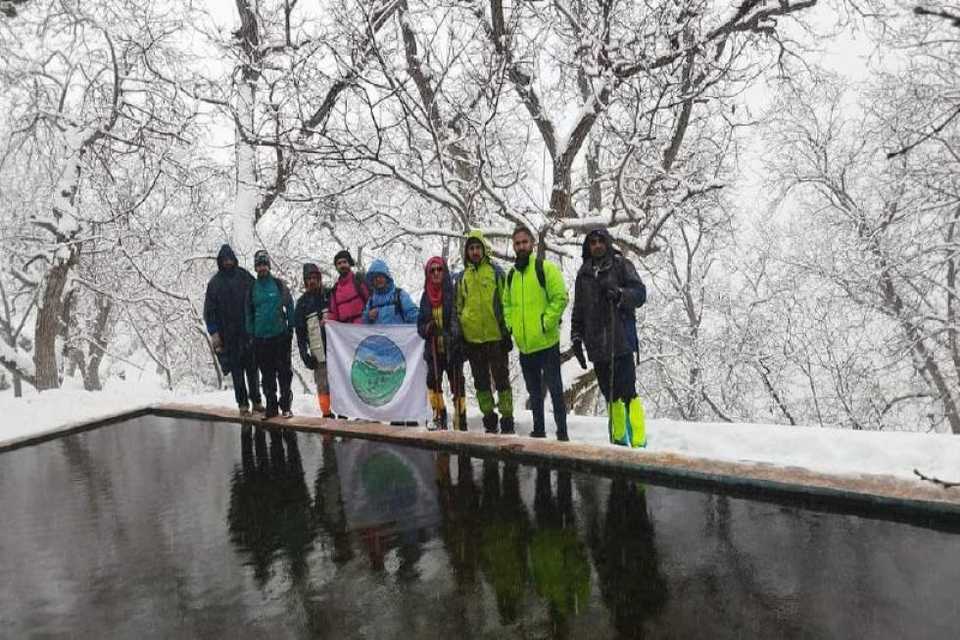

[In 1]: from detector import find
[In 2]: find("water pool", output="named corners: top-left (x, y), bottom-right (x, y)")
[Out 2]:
top-left (1, 416), bottom-right (957, 639)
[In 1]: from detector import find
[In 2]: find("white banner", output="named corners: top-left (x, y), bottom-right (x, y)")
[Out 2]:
top-left (325, 321), bottom-right (431, 422)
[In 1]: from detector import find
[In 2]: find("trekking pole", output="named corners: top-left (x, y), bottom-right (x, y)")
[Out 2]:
top-left (429, 333), bottom-right (442, 430)
top-left (608, 299), bottom-right (618, 444)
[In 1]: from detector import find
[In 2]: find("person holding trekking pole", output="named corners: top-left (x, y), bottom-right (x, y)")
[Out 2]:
top-left (417, 257), bottom-right (466, 431)
top-left (570, 227), bottom-right (648, 447)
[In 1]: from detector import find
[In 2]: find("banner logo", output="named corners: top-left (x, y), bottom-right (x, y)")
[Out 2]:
top-left (351, 335), bottom-right (407, 406)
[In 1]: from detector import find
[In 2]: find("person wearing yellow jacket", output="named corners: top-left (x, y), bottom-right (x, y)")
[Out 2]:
top-left (502, 225), bottom-right (570, 440)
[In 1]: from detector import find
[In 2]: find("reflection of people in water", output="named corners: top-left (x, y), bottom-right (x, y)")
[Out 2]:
top-left (227, 427), bottom-right (317, 587)
top-left (588, 478), bottom-right (668, 638)
top-left (313, 435), bottom-right (354, 565)
top-left (437, 454), bottom-right (482, 590)
top-left (479, 458), bottom-right (531, 625)
top-left (530, 467), bottom-right (591, 638)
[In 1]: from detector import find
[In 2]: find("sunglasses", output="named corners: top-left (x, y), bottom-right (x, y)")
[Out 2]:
top-left (429, 266), bottom-right (445, 274)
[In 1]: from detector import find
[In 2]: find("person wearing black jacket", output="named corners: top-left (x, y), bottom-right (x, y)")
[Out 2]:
top-left (570, 228), bottom-right (648, 447)
top-left (417, 256), bottom-right (466, 431)
top-left (294, 263), bottom-right (333, 417)
top-left (204, 244), bottom-right (262, 415)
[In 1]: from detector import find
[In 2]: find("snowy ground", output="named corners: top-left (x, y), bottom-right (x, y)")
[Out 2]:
top-left (1, 381), bottom-right (958, 486)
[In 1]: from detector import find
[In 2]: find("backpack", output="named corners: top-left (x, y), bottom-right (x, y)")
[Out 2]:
top-left (507, 257), bottom-right (546, 291)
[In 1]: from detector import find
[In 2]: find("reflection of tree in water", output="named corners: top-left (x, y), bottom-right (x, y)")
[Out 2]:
top-left (588, 478), bottom-right (668, 638)
top-left (479, 458), bottom-right (531, 625)
top-left (227, 427), bottom-right (317, 588)
top-left (530, 468), bottom-right (591, 639)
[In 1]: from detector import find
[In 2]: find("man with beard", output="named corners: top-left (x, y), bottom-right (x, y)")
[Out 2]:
top-left (327, 249), bottom-right (369, 324)
top-left (294, 263), bottom-right (333, 417)
top-left (571, 227), bottom-right (647, 447)
top-left (502, 226), bottom-right (569, 441)
top-left (247, 250), bottom-right (296, 419)
top-left (204, 244), bottom-right (262, 415)
top-left (455, 230), bottom-right (514, 434)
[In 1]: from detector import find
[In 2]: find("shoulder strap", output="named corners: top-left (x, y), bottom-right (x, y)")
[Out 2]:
top-left (507, 267), bottom-right (515, 288)
top-left (535, 258), bottom-right (546, 290)
top-left (394, 288), bottom-right (403, 315)
top-left (353, 272), bottom-right (367, 299)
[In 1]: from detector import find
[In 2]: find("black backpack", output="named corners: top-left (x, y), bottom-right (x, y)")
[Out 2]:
top-left (507, 257), bottom-right (546, 291)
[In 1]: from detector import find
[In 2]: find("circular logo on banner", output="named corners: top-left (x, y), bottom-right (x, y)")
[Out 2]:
top-left (351, 335), bottom-right (406, 406)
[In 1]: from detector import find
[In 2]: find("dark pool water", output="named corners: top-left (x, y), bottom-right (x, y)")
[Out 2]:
top-left (1, 417), bottom-right (958, 639)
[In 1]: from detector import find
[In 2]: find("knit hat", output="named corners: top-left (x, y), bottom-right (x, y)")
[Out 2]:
top-left (254, 249), bottom-right (271, 267)
top-left (302, 262), bottom-right (321, 279)
top-left (333, 249), bottom-right (355, 267)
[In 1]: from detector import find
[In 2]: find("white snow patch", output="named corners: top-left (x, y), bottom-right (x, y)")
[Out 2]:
top-left (2, 384), bottom-right (958, 487)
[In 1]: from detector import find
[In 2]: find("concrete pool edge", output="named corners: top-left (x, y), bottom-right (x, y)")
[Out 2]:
top-left (3, 402), bottom-right (957, 523)
top-left (146, 402), bottom-right (960, 522)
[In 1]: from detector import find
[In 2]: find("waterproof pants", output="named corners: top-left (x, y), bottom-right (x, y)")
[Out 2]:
top-left (255, 333), bottom-right (293, 413)
top-left (464, 340), bottom-right (513, 419)
top-left (519, 344), bottom-right (567, 436)
top-left (227, 348), bottom-right (261, 409)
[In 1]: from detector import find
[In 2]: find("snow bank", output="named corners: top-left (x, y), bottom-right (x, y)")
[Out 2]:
top-left (1, 384), bottom-right (957, 486)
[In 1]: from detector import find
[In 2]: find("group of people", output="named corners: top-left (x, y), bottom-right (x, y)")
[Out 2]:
top-left (203, 224), bottom-right (647, 447)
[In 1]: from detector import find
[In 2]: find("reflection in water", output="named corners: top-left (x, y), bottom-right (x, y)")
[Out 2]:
top-left (479, 458), bottom-right (531, 625)
top-left (531, 468), bottom-right (591, 638)
top-left (588, 479), bottom-right (668, 638)
top-left (228, 427), bottom-right (317, 587)
top-left (2, 417), bottom-right (959, 639)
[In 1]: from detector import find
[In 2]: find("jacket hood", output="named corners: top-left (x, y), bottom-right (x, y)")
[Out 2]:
top-left (366, 259), bottom-right (395, 291)
top-left (463, 229), bottom-right (492, 265)
top-left (581, 227), bottom-right (616, 260)
top-left (217, 244), bottom-right (239, 270)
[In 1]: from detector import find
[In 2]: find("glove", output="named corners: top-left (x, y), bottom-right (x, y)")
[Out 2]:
top-left (447, 336), bottom-right (463, 364)
top-left (501, 334), bottom-right (513, 354)
top-left (210, 332), bottom-right (223, 353)
top-left (299, 346), bottom-right (316, 369)
top-left (571, 338), bottom-right (587, 370)
top-left (603, 284), bottom-right (622, 304)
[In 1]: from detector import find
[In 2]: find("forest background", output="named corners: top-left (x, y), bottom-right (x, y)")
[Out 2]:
top-left (1, 0), bottom-right (958, 435)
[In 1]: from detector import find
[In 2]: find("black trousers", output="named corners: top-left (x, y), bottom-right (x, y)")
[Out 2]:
top-left (227, 348), bottom-right (261, 408)
top-left (255, 334), bottom-right (293, 412)
top-left (594, 354), bottom-right (637, 404)
top-left (519, 344), bottom-right (567, 434)
top-left (426, 348), bottom-right (465, 399)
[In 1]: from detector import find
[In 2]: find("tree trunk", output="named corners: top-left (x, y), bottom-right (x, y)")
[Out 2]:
top-left (34, 260), bottom-right (73, 390)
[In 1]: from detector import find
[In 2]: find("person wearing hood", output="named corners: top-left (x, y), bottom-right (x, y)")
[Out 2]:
top-left (204, 244), bottom-right (262, 415)
top-left (503, 225), bottom-right (570, 441)
top-left (417, 257), bottom-right (466, 431)
top-left (362, 259), bottom-right (419, 325)
top-left (454, 230), bottom-right (515, 434)
top-left (246, 250), bottom-right (296, 419)
top-left (328, 250), bottom-right (370, 324)
top-left (570, 227), bottom-right (647, 447)
top-left (294, 263), bottom-right (333, 417)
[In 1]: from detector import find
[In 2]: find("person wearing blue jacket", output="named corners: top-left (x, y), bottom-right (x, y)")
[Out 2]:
top-left (246, 250), bottom-right (296, 419)
top-left (362, 259), bottom-right (419, 325)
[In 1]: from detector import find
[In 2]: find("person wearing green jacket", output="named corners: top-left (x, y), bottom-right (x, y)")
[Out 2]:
top-left (502, 225), bottom-right (569, 440)
top-left (246, 250), bottom-right (296, 419)
top-left (454, 230), bottom-right (514, 434)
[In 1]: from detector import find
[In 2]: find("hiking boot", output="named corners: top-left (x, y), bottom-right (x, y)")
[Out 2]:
top-left (252, 402), bottom-right (265, 414)
top-left (529, 429), bottom-right (546, 439)
top-left (281, 409), bottom-right (294, 419)
top-left (322, 413), bottom-right (335, 419)
top-left (482, 413), bottom-right (499, 434)
top-left (455, 413), bottom-right (468, 432)
top-left (238, 404), bottom-right (251, 416)
top-left (428, 409), bottom-right (448, 432)
top-left (264, 406), bottom-right (279, 419)
top-left (556, 431), bottom-right (569, 442)
top-left (499, 416), bottom-right (515, 435)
